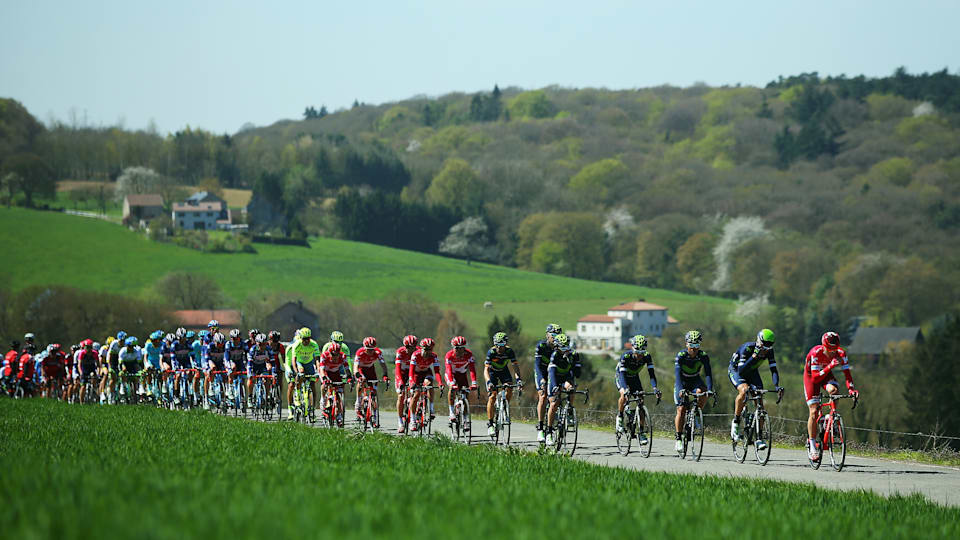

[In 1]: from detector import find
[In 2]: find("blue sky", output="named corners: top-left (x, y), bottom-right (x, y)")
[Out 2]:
top-left (2, 0), bottom-right (958, 134)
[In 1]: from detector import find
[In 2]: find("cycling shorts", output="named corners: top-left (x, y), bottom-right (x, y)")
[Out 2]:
top-left (447, 371), bottom-right (470, 389)
top-left (322, 369), bottom-right (343, 384)
top-left (121, 362), bottom-right (141, 374)
top-left (547, 366), bottom-right (575, 398)
top-left (803, 374), bottom-right (840, 406)
top-left (487, 368), bottom-right (513, 387)
top-left (616, 373), bottom-right (644, 394)
top-left (727, 366), bottom-right (763, 390)
top-left (674, 376), bottom-right (706, 406)
top-left (357, 365), bottom-right (378, 382)
top-left (534, 361), bottom-right (549, 391)
top-left (295, 361), bottom-right (317, 377)
top-left (410, 370), bottom-right (436, 387)
top-left (248, 362), bottom-right (268, 376)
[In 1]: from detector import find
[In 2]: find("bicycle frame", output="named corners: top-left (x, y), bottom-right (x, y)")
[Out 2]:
top-left (407, 383), bottom-right (436, 437)
top-left (552, 388), bottom-right (589, 455)
top-left (617, 390), bottom-right (659, 457)
top-left (677, 389), bottom-right (715, 461)
top-left (322, 380), bottom-right (348, 428)
top-left (251, 375), bottom-right (276, 420)
top-left (356, 379), bottom-right (385, 431)
top-left (733, 388), bottom-right (781, 465)
top-left (490, 383), bottom-right (519, 445)
top-left (293, 373), bottom-right (318, 423)
top-left (811, 393), bottom-right (858, 471)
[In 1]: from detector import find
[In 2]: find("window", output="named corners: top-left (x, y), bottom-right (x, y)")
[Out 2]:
top-left (580, 325), bottom-right (586, 333)
top-left (179, 221), bottom-right (184, 227)
top-left (207, 212), bottom-right (213, 217)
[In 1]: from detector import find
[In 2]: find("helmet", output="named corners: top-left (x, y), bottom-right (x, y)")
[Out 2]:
top-left (70, 344), bottom-right (80, 353)
top-left (229, 329), bottom-right (241, 339)
top-left (10, 340), bottom-right (20, 351)
top-left (685, 330), bottom-right (703, 345)
top-left (106, 337), bottom-right (115, 345)
top-left (299, 327), bottom-right (312, 339)
top-left (150, 330), bottom-right (163, 341)
top-left (24, 332), bottom-right (35, 341)
top-left (330, 331), bottom-right (344, 343)
top-left (213, 332), bottom-right (225, 345)
top-left (821, 331), bottom-right (840, 350)
top-left (554, 333), bottom-right (571, 349)
top-left (185, 331), bottom-right (196, 340)
top-left (268, 330), bottom-right (281, 340)
top-left (165, 333), bottom-right (175, 342)
top-left (419, 338), bottom-right (435, 349)
top-left (81, 339), bottom-right (92, 347)
top-left (47, 344), bottom-right (56, 353)
top-left (255, 333), bottom-right (267, 344)
top-left (175, 327), bottom-right (186, 339)
top-left (493, 332), bottom-right (508, 346)
top-left (630, 334), bottom-right (647, 351)
top-left (451, 336), bottom-right (467, 348)
top-left (208, 320), bottom-right (219, 329)
top-left (756, 329), bottom-right (776, 349)
top-left (403, 335), bottom-right (418, 348)
top-left (92, 341), bottom-right (101, 350)
top-left (117, 331), bottom-right (128, 341)
top-left (545, 323), bottom-right (562, 335)
top-left (125, 337), bottom-right (138, 347)
top-left (51, 343), bottom-right (61, 350)
top-left (249, 328), bottom-right (261, 338)
top-left (363, 336), bottom-right (377, 349)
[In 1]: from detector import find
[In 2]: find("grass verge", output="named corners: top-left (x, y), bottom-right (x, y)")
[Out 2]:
top-left (2, 399), bottom-right (958, 540)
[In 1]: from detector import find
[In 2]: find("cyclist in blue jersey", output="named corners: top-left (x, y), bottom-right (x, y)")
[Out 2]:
top-left (143, 331), bottom-right (164, 397)
top-left (728, 328), bottom-right (782, 448)
top-left (615, 335), bottom-right (660, 445)
top-left (545, 333), bottom-right (581, 447)
top-left (674, 331), bottom-right (713, 453)
top-left (224, 329), bottom-right (249, 401)
top-left (533, 323), bottom-right (562, 443)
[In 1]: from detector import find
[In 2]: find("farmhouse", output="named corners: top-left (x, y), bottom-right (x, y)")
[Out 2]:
top-left (576, 301), bottom-right (674, 351)
top-left (122, 194), bottom-right (164, 226)
top-left (172, 192), bottom-right (231, 230)
top-left (264, 301), bottom-right (319, 341)
top-left (846, 326), bottom-right (924, 363)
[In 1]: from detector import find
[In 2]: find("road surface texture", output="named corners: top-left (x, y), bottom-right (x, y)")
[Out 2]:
top-left (278, 407), bottom-right (959, 507)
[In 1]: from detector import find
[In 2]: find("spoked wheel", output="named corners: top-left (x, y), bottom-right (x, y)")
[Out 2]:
top-left (829, 415), bottom-right (846, 472)
top-left (639, 406), bottom-right (653, 458)
top-left (563, 407), bottom-right (579, 456)
top-left (691, 407), bottom-right (705, 461)
top-left (755, 410), bottom-right (772, 465)
top-left (733, 416), bottom-right (749, 463)
top-left (809, 419), bottom-right (824, 469)
top-left (501, 401), bottom-right (510, 445)
top-left (463, 403), bottom-right (472, 445)
top-left (616, 410), bottom-right (632, 456)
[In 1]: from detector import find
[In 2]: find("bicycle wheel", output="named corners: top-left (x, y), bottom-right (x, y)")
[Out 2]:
top-left (502, 399), bottom-right (511, 445)
top-left (808, 418), bottom-right (824, 469)
top-left (616, 407), bottom-right (631, 456)
top-left (451, 403), bottom-right (462, 441)
top-left (733, 411), bottom-right (749, 463)
top-left (755, 410), bottom-right (772, 465)
top-left (679, 411), bottom-right (691, 459)
top-left (565, 407), bottom-right (579, 456)
top-left (639, 405), bottom-right (653, 458)
top-left (691, 407), bottom-right (705, 461)
top-left (554, 408), bottom-right (566, 453)
top-left (829, 414), bottom-right (846, 472)
top-left (418, 401), bottom-right (429, 438)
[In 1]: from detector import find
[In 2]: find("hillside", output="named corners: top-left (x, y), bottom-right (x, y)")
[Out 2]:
top-left (0, 208), bottom-right (730, 334)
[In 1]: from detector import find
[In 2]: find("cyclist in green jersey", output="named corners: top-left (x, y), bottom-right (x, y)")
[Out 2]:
top-left (287, 327), bottom-right (321, 413)
top-left (484, 332), bottom-right (523, 437)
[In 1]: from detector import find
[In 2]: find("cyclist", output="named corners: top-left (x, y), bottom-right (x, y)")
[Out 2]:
top-left (2, 340), bottom-right (19, 395)
top-left (408, 337), bottom-right (443, 427)
top-left (674, 330), bottom-right (714, 453)
top-left (394, 335), bottom-right (418, 432)
top-left (41, 344), bottom-right (67, 399)
top-left (534, 323), bottom-right (562, 443)
top-left (288, 328), bottom-right (322, 416)
top-left (204, 320), bottom-right (220, 345)
top-left (225, 329), bottom-right (249, 401)
top-left (143, 331), bottom-right (164, 399)
top-left (65, 344), bottom-right (80, 402)
top-left (170, 330), bottom-right (192, 403)
top-left (444, 336), bottom-right (478, 428)
top-left (803, 331), bottom-right (858, 460)
top-left (615, 334), bottom-right (660, 445)
top-left (484, 332), bottom-right (523, 437)
top-left (729, 328), bottom-right (782, 450)
top-left (203, 332), bottom-right (228, 407)
top-left (23, 332), bottom-right (36, 351)
top-left (246, 333), bottom-right (273, 408)
top-left (101, 332), bottom-right (125, 403)
top-left (16, 343), bottom-right (37, 397)
top-left (76, 339), bottom-right (100, 403)
top-left (319, 332), bottom-right (353, 422)
top-left (545, 333), bottom-right (581, 447)
top-left (353, 337), bottom-right (389, 425)
top-left (117, 337), bottom-right (143, 400)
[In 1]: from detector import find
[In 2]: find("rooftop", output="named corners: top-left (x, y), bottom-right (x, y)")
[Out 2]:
top-left (173, 309), bottom-right (242, 328)
top-left (609, 301), bottom-right (668, 312)
top-left (172, 201), bottom-right (222, 212)
top-left (578, 314), bottom-right (616, 323)
top-left (125, 194), bottom-right (164, 207)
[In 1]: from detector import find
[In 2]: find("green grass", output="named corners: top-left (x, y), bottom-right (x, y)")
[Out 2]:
top-left (2, 399), bottom-right (957, 540)
top-left (0, 207), bottom-right (732, 333)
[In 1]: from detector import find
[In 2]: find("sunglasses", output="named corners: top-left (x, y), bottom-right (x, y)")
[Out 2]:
top-left (686, 343), bottom-right (700, 348)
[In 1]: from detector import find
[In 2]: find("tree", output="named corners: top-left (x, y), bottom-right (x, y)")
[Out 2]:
top-left (771, 248), bottom-right (831, 306)
top-left (2, 153), bottom-right (55, 207)
top-left (198, 177), bottom-right (224, 199)
top-left (567, 158), bottom-right (629, 201)
top-left (905, 313), bottom-right (960, 449)
top-left (425, 158), bottom-right (482, 215)
top-left (438, 216), bottom-right (497, 263)
top-left (676, 232), bottom-right (718, 291)
top-left (516, 212), bottom-right (605, 279)
top-left (864, 258), bottom-right (954, 325)
top-left (436, 310), bottom-right (470, 350)
top-left (154, 272), bottom-right (224, 310)
top-left (114, 166), bottom-right (161, 202)
top-left (507, 90), bottom-right (555, 119)
top-left (0, 98), bottom-right (45, 170)
top-left (711, 216), bottom-right (769, 291)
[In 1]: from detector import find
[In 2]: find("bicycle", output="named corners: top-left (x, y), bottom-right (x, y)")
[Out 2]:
top-left (321, 380), bottom-right (349, 428)
top-left (449, 385), bottom-right (480, 444)
top-left (177, 369), bottom-right (200, 410)
top-left (230, 372), bottom-right (247, 417)
top-left (208, 370), bottom-right (230, 415)
top-left (143, 367), bottom-right (163, 407)
top-left (677, 389), bottom-right (716, 461)
top-left (489, 383), bottom-right (520, 445)
top-left (271, 371), bottom-right (283, 421)
top-left (616, 390), bottom-right (660, 457)
top-left (809, 393), bottom-right (859, 472)
top-left (355, 378), bottom-right (388, 432)
top-left (292, 373), bottom-right (318, 424)
top-left (118, 370), bottom-right (142, 405)
top-left (732, 388), bottom-right (782, 465)
top-left (552, 387), bottom-right (590, 456)
top-left (407, 383), bottom-right (438, 437)
top-left (250, 374), bottom-right (276, 421)
top-left (79, 373), bottom-right (100, 404)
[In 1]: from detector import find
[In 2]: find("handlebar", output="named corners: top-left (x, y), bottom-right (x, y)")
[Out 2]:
top-left (821, 393), bottom-right (859, 410)
top-left (558, 387), bottom-right (589, 404)
top-left (628, 390), bottom-right (662, 405)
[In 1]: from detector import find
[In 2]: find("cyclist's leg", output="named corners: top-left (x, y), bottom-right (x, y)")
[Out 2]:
top-left (546, 365), bottom-right (559, 429)
top-left (535, 362), bottom-right (547, 430)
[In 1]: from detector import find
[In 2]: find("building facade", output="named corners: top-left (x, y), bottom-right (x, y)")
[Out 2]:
top-left (576, 301), bottom-right (672, 351)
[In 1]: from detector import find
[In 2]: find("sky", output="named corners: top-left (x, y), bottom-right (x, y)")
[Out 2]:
top-left (2, 0), bottom-right (959, 135)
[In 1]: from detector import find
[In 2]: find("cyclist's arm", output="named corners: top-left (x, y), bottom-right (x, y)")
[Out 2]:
top-left (377, 350), bottom-right (387, 379)
top-left (468, 355), bottom-right (477, 385)
top-left (767, 351), bottom-right (780, 388)
top-left (645, 353), bottom-right (657, 388)
top-left (615, 362), bottom-right (627, 389)
top-left (444, 354), bottom-right (454, 386)
top-left (674, 355), bottom-right (682, 383)
top-left (839, 352), bottom-right (855, 390)
top-left (432, 358), bottom-right (442, 386)
top-left (703, 355), bottom-right (713, 391)
top-left (572, 353), bottom-right (582, 379)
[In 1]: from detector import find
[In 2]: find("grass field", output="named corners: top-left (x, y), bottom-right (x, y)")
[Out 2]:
top-left (0, 207), bottom-right (732, 334)
top-left (1, 399), bottom-right (956, 540)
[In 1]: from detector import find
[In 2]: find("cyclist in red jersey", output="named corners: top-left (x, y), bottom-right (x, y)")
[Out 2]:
top-left (41, 344), bottom-right (67, 399)
top-left (319, 340), bottom-right (353, 421)
top-left (17, 344), bottom-right (37, 397)
top-left (353, 337), bottom-right (389, 423)
top-left (394, 335), bottom-right (417, 432)
top-left (408, 338), bottom-right (443, 425)
top-left (444, 336), bottom-right (477, 424)
top-left (3, 341), bottom-right (20, 395)
top-left (803, 331), bottom-right (859, 460)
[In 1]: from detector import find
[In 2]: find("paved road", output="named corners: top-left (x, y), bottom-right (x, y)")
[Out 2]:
top-left (276, 408), bottom-right (960, 507)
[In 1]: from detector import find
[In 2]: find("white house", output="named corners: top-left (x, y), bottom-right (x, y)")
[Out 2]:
top-left (576, 301), bottom-right (676, 351)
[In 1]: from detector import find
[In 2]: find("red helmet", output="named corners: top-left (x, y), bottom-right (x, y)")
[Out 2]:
top-left (821, 332), bottom-right (840, 350)
top-left (451, 336), bottom-right (467, 348)
top-left (419, 338), bottom-right (435, 349)
top-left (363, 336), bottom-right (377, 349)
top-left (82, 339), bottom-right (94, 347)
top-left (52, 343), bottom-right (61, 350)
top-left (403, 335), bottom-right (418, 348)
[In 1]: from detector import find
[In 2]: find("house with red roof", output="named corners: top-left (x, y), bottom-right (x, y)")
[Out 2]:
top-left (575, 300), bottom-right (674, 351)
